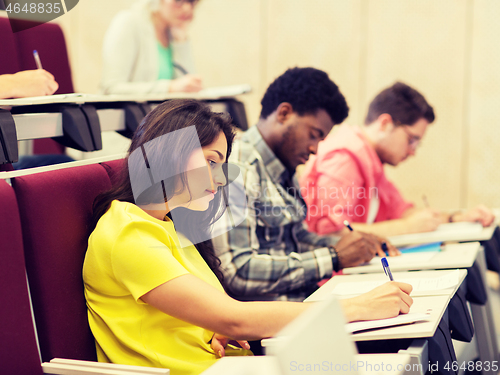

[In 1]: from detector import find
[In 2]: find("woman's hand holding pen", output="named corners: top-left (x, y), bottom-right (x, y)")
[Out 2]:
top-left (4, 69), bottom-right (59, 98)
top-left (341, 282), bottom-right (413, 322)
top-left (169, 74), bottom-right (203, 93)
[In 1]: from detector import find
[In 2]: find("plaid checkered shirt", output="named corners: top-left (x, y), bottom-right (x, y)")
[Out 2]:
top-left (213, 126), bottom-right (340, 301)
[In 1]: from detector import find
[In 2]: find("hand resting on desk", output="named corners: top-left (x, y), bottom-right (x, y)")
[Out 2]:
top-left (336, 231), bottom-right (399, 269)
top-left (340, 281), bottom-right (413, 322)
top-left (169, 74), bottom-right (203, 93)
top-left (449, 204), bottom-right (495, 227)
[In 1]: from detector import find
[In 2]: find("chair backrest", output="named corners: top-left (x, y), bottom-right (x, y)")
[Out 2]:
top-left (0, 179), bottom-right (43, 374)
top-left (12, 163), bottom-right (112, 362)
top-left (0, 16), bottom-right (21, 75)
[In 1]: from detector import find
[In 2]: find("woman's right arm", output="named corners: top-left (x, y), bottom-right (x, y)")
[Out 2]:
top-left (141, 274), bottom-right (413, 341)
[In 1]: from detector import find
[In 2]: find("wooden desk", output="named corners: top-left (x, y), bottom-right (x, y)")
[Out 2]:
top-left (388, 222), bottom-right (498, 247)
top-left (306, 270), bottom-right (466, 343)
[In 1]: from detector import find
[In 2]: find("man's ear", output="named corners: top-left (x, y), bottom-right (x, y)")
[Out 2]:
top-left (378, 113), bottom-right (394, 132)
top-left (276, 102), bottom-right (294, 124)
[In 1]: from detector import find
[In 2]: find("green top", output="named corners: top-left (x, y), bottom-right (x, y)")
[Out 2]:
top-left (157, 42), bottom-right (174, 80)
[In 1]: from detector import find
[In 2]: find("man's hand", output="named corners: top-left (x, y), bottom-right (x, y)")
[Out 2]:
top-left (341, 281), bottom-right (413, 322)
top-left (360, 232), bottom-right (400, 257)
top-left (335, 231), bottom-right (378, 269)
top-left (404, 208), bottom-right (441, 233)
top-left (0, 69), bottom-right (59, 99)
top-left (452, 205), bottom-right (495, 227)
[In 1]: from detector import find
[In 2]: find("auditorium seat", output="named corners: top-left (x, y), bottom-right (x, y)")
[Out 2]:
top-left (0, 16), bottom-right (21, 75)
top-left (0, 179), bottom-right (44, 374)
top-left (11, 163), bottom-right (112, 362)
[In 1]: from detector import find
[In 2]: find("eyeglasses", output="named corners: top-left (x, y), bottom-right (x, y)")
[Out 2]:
top-left (174, 0), bottom-right (199, 5)
top-left (401, 125), bottom-right (422, 149)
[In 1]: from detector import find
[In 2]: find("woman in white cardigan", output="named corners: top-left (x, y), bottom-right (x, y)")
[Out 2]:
top-left (101, 0), bottom-right (202, 95)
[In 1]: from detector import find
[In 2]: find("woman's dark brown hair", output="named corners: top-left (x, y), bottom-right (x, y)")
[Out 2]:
top-left (91, 99), bottom-right (235, 282)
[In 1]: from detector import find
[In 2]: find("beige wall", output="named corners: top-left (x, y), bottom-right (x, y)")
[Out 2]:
top-left (55, 0), bottom-right (500, 210)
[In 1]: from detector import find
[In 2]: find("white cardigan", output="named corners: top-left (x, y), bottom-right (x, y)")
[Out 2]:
top-left (100, 2), bottom-right (196, 95)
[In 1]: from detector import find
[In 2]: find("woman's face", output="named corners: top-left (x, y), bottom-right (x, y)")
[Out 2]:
top-left (158, 0), bottom-right (196, 28)
top-left (172, 132), bottom-right (228, 211)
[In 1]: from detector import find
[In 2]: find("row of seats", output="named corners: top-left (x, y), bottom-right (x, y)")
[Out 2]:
top-left (0, 159), bottom-right (124, 373)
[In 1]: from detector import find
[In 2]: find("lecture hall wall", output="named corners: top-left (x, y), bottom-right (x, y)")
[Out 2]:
top-left (54, 0), bottom-right (500, 211)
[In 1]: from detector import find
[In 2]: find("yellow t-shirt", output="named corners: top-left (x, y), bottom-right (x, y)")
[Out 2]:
top-left (83, 200), bottom-right (246, 375)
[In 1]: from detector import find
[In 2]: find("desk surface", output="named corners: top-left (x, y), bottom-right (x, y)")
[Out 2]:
top-left (351, 295), bottom-right (450, 342)
top-left (388, 222), bottom-right (498, 247)
top-left (344, 242), bottom-right (480, 275)
top-left (0, 85), bottom-right (251, 108)
top-left (2, 88), bottom-right (251, 142)
top-left (305, 269), bottom-right (467, 342)
top-left (307, 269), bottom-right (467, 301)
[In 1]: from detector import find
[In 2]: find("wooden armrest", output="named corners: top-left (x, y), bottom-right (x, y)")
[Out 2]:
top-left (42, 358), bottom-right (169, 375)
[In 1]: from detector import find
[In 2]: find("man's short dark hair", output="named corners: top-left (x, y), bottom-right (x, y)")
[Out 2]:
top-left (260, 67), bottom-right (349, 125)
top-left (365, 82), bottom-right (435, 126)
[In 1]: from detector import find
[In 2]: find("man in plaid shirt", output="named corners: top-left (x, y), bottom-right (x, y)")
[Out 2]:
top-left (213, 68), bottom-right (392, 302)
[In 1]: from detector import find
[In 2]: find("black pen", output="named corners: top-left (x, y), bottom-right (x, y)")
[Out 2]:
top-left (343, 220), bottom-right (354, 231)
top-left (173, 62), bottom-right (188, 76)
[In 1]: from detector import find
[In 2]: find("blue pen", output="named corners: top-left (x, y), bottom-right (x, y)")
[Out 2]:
top-left (33, 50), bottom-right (43, 69)
top-left (343, 220), bottom-right (354, 231)
top-left (381, 257), bottom-right (394, 281)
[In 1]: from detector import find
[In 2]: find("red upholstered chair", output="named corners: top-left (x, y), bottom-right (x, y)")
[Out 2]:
top-left (0, 16), bottom-right (21, 75)
top-left (0, 17), bottom-right (21, 170)
top-left (14, 19), bottom-right (73, 154)
top-left (11, 164), bottom-right (112, 362)
top-left (0, 179), bottom-right (43, 375)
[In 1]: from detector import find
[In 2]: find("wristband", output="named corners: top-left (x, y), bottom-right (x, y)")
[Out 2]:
top-left (328, 246), bottom-right (340, 272)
